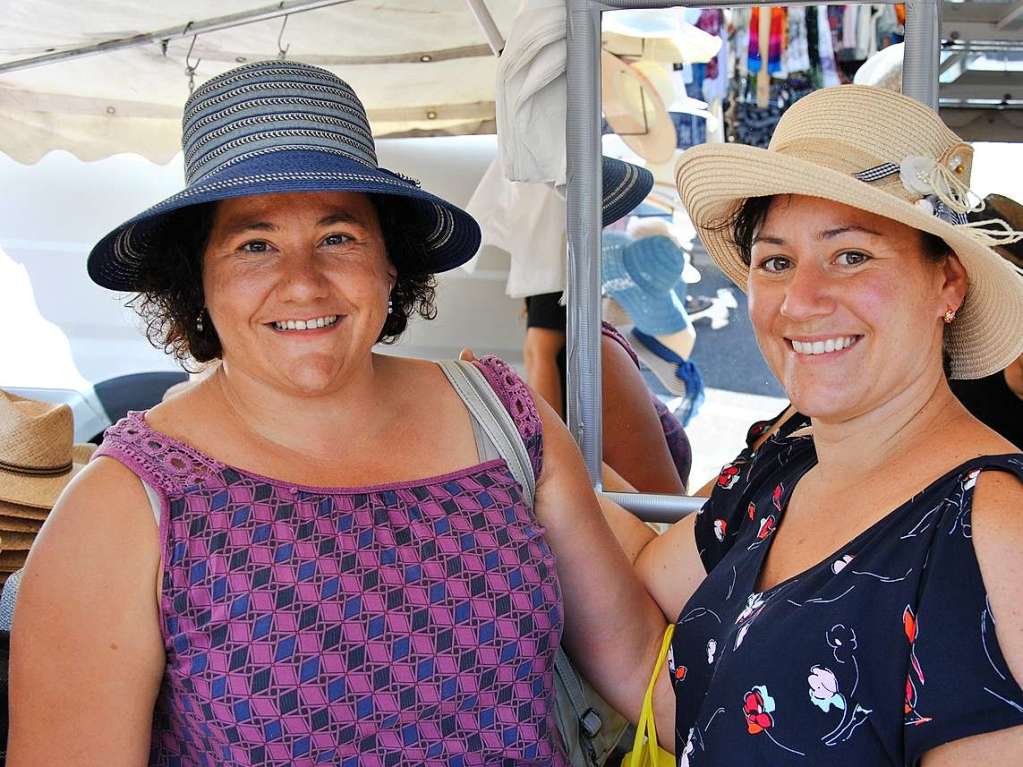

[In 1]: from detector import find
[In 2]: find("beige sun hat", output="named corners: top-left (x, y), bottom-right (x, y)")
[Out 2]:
top-left (0, 390), bottom-right (96, 509)
top-left (602, 50), bottom-right (676, 164)
top-left (675, 84), bottom-right (1023, 380)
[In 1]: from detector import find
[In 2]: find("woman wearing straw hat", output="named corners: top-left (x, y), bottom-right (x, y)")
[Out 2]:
top-left (8, 61), bottom-right (669, 766)
top-left (596, 85), bottom-right (1023, 764)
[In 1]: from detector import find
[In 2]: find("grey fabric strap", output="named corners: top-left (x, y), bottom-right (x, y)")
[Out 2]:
top-left (438, 360), bottom-right (535, 506)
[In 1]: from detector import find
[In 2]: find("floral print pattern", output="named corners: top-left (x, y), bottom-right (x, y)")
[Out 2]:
top-left (673, 435), bottom-right (1023, 765)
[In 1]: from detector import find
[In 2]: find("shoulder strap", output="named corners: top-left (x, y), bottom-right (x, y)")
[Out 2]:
top-left (439, 360), bottom-right (535, 506)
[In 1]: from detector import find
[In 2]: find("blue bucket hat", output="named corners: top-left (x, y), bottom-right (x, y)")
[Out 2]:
top-left (88, 61), bottom-right (482, 291)
top-left (601, 232), bottom-right (688, 336)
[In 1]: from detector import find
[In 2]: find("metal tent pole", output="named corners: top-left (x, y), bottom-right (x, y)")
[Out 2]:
top-left (903, 0), bottom-right (942, 109)
top-left (465, 0), bottom-right (505, 56)
top-left (565, 0), bottom-right (606, 484)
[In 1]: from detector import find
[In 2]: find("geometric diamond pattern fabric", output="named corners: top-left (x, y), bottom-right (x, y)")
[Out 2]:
top-left (95, 357), bottom-right (567, 766)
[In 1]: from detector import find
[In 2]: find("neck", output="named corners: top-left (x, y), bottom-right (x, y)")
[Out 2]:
top-left (1004, 355), bottom-right (1023, 400)
top-left (210, 356), bottom-right (389, 458)
top-left (808, 370), bottom-right (961, 484)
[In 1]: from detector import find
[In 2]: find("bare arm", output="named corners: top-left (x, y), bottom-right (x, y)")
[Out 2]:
top-left (8, 458), bottom-right (165, 767)
top-left (522, 327), bottom-right (566, 419)
top-left (531, 395), bottom-right (673, 738)
top-left (922, 470), bottom-right (1023, 765)
top-left (601, 335), bottom-right (686, 495)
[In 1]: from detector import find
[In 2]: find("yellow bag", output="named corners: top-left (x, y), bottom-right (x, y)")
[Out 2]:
top-left (621, 624), bottom-right (676, 767)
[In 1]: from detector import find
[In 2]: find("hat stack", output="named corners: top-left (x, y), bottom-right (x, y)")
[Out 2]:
top-left (0, 390), bottom-right (95, 581)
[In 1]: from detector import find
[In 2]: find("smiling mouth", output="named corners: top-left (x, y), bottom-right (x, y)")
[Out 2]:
top-left (788, 335), bottom-right (862, 356)
top-left (270, 314), bottom-right (339, 332)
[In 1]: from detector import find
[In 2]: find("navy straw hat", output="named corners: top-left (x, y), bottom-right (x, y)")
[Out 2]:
top-left (601, 231), bottom-right (688, 336)
top-left (88, 61), bottom-right (482, 291)
top-left (601, 158), bottom-right (653, 227)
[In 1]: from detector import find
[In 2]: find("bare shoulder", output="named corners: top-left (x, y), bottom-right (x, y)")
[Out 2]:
top-left (971, 467), bottom-right (1023, 681)
top-left (23, 456), bottom-right (161, 601)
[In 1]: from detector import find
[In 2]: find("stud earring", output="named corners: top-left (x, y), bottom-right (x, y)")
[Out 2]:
top-left (387, 297), bottom-right (394, 315)
top-left (196, 310), bottom-right (205, 333)
top-left (943, 308), bottom-right (957, 324)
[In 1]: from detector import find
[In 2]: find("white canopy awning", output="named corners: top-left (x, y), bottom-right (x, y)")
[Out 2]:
top-left (0, 0), bottom-right (514, 163)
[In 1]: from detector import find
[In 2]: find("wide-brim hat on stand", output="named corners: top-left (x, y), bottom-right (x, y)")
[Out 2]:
top-left (602, 50), bottom-right (676, 164)
top-left (0, 390), bottom-right (95, 510)
top-left (601, 231), bottom-right (689, 336)
top-left (88, 61), bottom-right (482, 291)
top-left (675, 84), bottom-right (1023, 380)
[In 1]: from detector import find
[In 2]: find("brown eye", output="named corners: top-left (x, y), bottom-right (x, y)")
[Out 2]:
top-left (836, 251), bottom-right (870, 266)
top-left (759, 256), bottom-right (791, 273)
top-left (240, 240), bottom-right (270, 253)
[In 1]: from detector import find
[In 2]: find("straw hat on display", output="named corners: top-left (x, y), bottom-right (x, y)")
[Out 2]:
top-left (0, 391), bottom-right (95, 577)
top-left (602, 50), bottom-right (676, 164)
top-left (675, 85), bottom-right (1023, 380)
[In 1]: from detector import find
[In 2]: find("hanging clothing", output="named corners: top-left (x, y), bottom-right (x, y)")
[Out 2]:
top-left (465, 157), bottom-right (567, 298)
top-left (495, 0), bottom-right (568, 186)
top-left (784, 8), bottom-right (811, 75)
top-left (816, 6), bottom-right (842, 87)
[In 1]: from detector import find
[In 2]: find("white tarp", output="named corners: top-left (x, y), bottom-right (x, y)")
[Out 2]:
top-left (0, 1), bottom-right (515, 163)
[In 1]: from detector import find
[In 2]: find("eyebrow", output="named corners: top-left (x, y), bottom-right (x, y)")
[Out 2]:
top-left (753, 225), bottom-right (883, 245)
top-left (220, 211), bottom-right (365, 236)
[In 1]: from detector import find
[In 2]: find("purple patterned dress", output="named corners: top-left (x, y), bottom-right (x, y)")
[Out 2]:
top-left (94, 357), bottom-right (567, 767)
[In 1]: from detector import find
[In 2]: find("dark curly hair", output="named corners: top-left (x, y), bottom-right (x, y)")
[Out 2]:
top-left (128, 194), bottom-right (438, 369)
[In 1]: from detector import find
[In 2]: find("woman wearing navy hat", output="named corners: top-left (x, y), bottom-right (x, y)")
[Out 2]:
top-left (9, 62), bottom-right (667, 766)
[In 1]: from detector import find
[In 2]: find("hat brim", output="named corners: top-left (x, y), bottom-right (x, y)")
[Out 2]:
top-left (0, 443), bottom-right (95, 511)
top-left (676, 142), bottom-right (1023, 380)
top-left (602, 157), bottom-right (654, 227)
top-left (88, 151), bottom-right (482, 291)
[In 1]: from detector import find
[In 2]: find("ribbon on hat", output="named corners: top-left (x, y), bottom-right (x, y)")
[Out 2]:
top-left (855, 158), bottom-right (1023, 257)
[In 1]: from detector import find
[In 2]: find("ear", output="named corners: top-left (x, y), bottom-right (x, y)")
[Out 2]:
top-left (940, 251), bottom-right (969, 315)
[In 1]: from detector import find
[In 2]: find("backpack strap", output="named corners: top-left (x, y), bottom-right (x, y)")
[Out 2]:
top-left (438, 359), bottom-right (536, 506)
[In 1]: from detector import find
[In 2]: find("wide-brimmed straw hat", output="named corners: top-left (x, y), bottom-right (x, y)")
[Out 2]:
top-left (675, 84), bottom-right (1023, 380)
top-left (88, 61), bottom-right (481, 291)
top-left (0, 391), bottom-right (96, 510)
top-left (602, 51), bottom-right (676, 164)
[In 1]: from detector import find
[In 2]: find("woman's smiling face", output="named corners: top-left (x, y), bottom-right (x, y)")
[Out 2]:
top-left (746, 195), bottom-right (966, 422)
top-left (202, 190), bottom-right (396, 396)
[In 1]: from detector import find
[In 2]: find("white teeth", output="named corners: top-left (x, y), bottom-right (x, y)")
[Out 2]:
top-left (791, 336), bottom-right (857, 356)
top-left (273, 315), bottom-right (338, 331)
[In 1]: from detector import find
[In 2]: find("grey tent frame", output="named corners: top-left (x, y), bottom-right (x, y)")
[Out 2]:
top-left (564, 0), bottom-right (942, 521)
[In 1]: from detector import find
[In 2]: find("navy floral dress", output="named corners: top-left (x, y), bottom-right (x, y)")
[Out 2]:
top-left (670, 419), bottom-right (1023, 766)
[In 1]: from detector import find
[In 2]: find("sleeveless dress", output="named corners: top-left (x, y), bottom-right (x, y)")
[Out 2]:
top-left (669, 422), bottom-right (1023, 766)
top-left (94, 357), bottom-right (568, 767)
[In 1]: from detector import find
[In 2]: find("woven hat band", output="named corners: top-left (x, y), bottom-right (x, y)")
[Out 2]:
top-left (771, 138), bottom-right (919, 205)
top-left (0, 458), bottom-right (72, 477)
top-left (0, 395), bottom-right (74, 471)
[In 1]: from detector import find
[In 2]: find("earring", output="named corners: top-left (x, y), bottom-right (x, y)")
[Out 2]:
top-left (943, 308), bottom-right (957, 324)
top-left (195, 310), bottom-right (205, 333)
top-left (387, 297), bottom-right (394, 315)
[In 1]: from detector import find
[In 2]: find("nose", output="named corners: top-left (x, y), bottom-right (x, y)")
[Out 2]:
top-left (277, 251), bottom-right (330, 302)
top-left (779, 261), bottom-right (834, 321)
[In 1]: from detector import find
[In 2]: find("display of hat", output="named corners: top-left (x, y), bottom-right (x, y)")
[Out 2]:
top-left (602, 156), bottom-right (655, 227)
top-left (602, 9), bottom-right (722, 64)
top-left (602, 51), bottom-right (676, 164)
top-left (601, 231), bottom-right (688, 336)
top-left (88, 61), bottom-right (482, 291)
top-left (0, 390), bottom-right (96, 510)
top-left (675, 84), bottom-right (1023, 380)
top-left (853, 42), bottom-right (904, 92)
